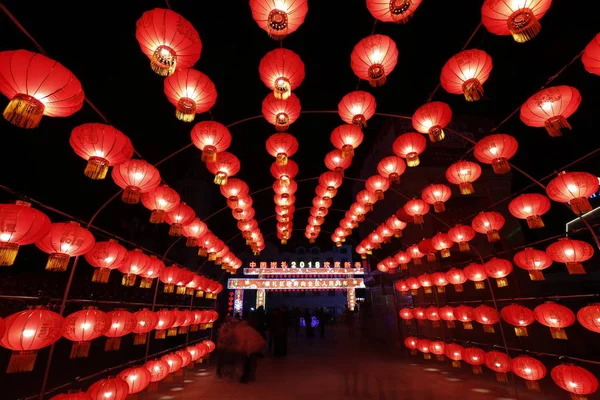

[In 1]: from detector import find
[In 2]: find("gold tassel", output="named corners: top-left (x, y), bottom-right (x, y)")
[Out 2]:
top-left (550, 327), bottom-right (568, 340)
top-left (151, 45), bottom-right (177, 76)
top-left (3, 94), bottom-right (45, 129)
top-left (169, 224), bottom-right (183, 237)
top-left (526, 215), bottom-right (544, 229)
top-left (507, 9), bottom-right (541, 43)
top-left (472, 365), bottom-right (482, 375)
top-left (454, 284), bottom-right (464, 292)
top-left (459, 182), bottom-right (474, 195)
top-left (178, 326), bottom-right (188, 335)
top-left (367, 63), bottom-right (386, 87)
top-left (121, 274), bottom-right (136, 287)
top-left (133, 333), bottom-right (147, 345)
top-left (84, 157), bottom-right (109, 180)
top-left (276, 153), bottom-right (288, 166)
top-left (411, 290), bottom-right (419, 296)
top-left (6, 351), bottom-right (37, 373)
top-left (92, 268), bottom-right (111, 283)
top-left (436, 355), bottom-right (445, 361)
top-left (149, 209), bottom-right (166, 224)
top-left (70, 341), bottom-right (91, 358)
top-left (122, 186), bottom-right (141, 204)
top-left (46, 253), bottom-right (70, 272)
top-left (104, 337), bottom-right (122, 352)
top-left (176, 98), bottom-right (197, 122)
top-left (190, 324), bottom-right (198, 332)
top-left (186, 237), bottom-right (197, 247)
top-left (406, 153), bottom-right (420, 167)
top-left (514, 326), bottom-right (529, 337)
top-left (474, 281), bottom-right (485, 290)
top-left (214, 172), bottom-right (228, 185)
top-left (496, 372), bottom-right (508, 383)
top-left (525, 380), bottom-right (540, 391)
top-left (140, 277), bottom-right (153, 289)
top-left (423, 353), bottom-right (431, 360)
top-left (570, 198), bottom-right (593, 215)
top-left (196, 290), bottom-right (205, 298)
top-left (440, 248), bottom-right (450, 258)
top-left (544, 115), bottom-right (571, 137)
top-left (436, 286), bottom-right (445, 293)
top-left (492, 158), bottom-right (511, 174)
top-left (483, 324), bottom-right (495, 333)
top-left (496, 277), bottom-right (508, 288)
top-left (155, 329), bottom-right (166, 339)
top-left (566, 262), bottom-right (586, 275)
top-left (198, 247), bottom-right (207, 257)
top-left (341, 145), bottom-right (354, 159)
top-left (452, 360), bottom-right (461, 368)
top-left (167, 328), bottom-right (178, 336)
top-left (462, 322), bottom-right (473, 330)
top-left (462, 78), bottom-right (483, 102)
top-left (424, 287), bottom-right (433, 294)
top-left (202, 146), bottom-right (217, 163)
top-left (428, 126), bottom-right (445, 142)
top-left (487, 230), bottom-right (500, 243)
top-left (176, 285), bottom-right (187, 295)
top-left (459, 242), bottom-right (470, 252)
top-left (185, 287), bottom-right (195, 296)
top-left (0, 242), bottom-right (19, 266)
top-left (163, 283), bottom-right (174, 293)
top-left (434, 201), bottom-right (446, 213)
top-left (208, 253), bottom-right (217, 261)
top-left (446, 321), bottom-right (455, 328)
top-left (529, 270), bottom-right (545, 281)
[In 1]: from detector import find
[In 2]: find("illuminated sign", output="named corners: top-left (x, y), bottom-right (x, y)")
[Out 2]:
top-left (227, 278), bottom-right (366, 290)
top-left (243, 268), bottom-right (364, 276)
top-left (248, 261), bottom-right (362, 269)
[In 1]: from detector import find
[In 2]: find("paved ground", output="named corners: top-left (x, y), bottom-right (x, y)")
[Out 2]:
top-left (141, 325), bottom-right (565, 400)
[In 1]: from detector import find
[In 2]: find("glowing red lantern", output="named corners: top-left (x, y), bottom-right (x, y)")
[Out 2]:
top-left (161, 353), bottom-right (183, 374)
top-left (176, 349), bottom-right (192, 367)
top-left (351, 34), bottom-right (399, 87)
top-left (87, 377), bottom-right (129, 400)
top-left (138, 256), bottom-right (165, 289)
top-left (392, 132), bottom-right (427, 167)
top-left (421, 184), bottom-right (452, 213)
top-left (446, 161), bottom-right (482, 195)
top-left (472, 211), bottom-right (505, 242)
top-left (262, 93), bottom-right (301, 131)
top-left (513, 247), bottom-right (553, 280)
top-left (446, 268), bottom-right (467, 292)
top-left (464, 347), bottom-right (486, 374)
top-left (485, 351), bottom-right (511, 382)
top-left (418, 274), bottom-right (433, 294)
top-left (35, 221), bottom-right (95, 272)
top-left (338, 90), bottom-right (376, 127)
top-left (473, 134), bottom-right (518, 174)
top-left (552, 364), bottom-right (599, 400)
top-left (483, 258), bottom-right (513, 287)
top-left (440, 305), bottom-right (456, 328)
top-left (164, 69), bottom-right (217, 122)
top-left (220, 178), bottom-right (249, 206)
top-left (431, 233), bottom-right (453, 258)
top-left (0, 50), bottom-right (84, 129)
top-left (386, 217), bottom-right (406, 238)
top-left (356, 190), bottom-right (378, 212)
top-left (520, 86), bottom-right (581, 136)
top-left (145, 359), bottom-right (170, 384)
top-left (399, 308), bottom-right (413, 322)
top-left (508, 193), bottom-right (551, 229)
top-left (429, 341), bottom-right (445, 360)
top-left (271, 159), bottom-right (299, 186)
top-left (259, 48), bottom-right (305, 100)
top-left (118, 249), bottom-right (150, 287)
top-left (412, 307), bottom-right (427, 322)
top-left (404, 336), bottom-right (418, 355)
top-left (418, 238), bottom-right (437, 262)
top-left (412, 102), bottom-right (452, 142)
top-left (1, 307), bottom-right (64, 372)
top-left (63, 307), bottom-right (109, 358)
top-left (474, 305), bottom-right (499, 333)
top-left (447, 224), bottom-right (475, 252)
top-left (394, 251), bottom-right (410, 270)
top-left (366, 0), bottom-right (422, 23)
top-left (325, 149), bottom-right (352, 176)
top-left (464, 263), bottom-right (487, 289)
top-left (132, 309), bottom-right (158, 345)
top-left (319, 171), bottom-right (343, 194)
top-left (104, 310), bottom-right (136, 351)
top-left (182, 218), bottom-right (207, 247)
top-left (546, 238), bottom-right (594, 275)
top-left (330, 124), bottom-right (364, 158)
top-left (511, 356), bottom-right (547, 391)
top-left (377, 156), bottom-right (406, 183)
top-left (445, 343), bottom-right (464, 367)
top-left (431, 272), bottom-right (448, 292)
top-left (583, 34), bottom-right (600, 76)
top-left (501, 304), bottom-right (535, 336)
top-left (165, 203), bottom-right (196, 236)
top-left (416, 339), bottom-right (431, 359)
top-left (395, 280), bottom-right (409, 295)
top-left (405, 277), bottom-right (421, 296)
top-left (266, 133), bottom-right (299, 165)
top-left (546, 171), bottom-right (599, 215)
top-left (481, 0), bottom-right (552, 43)
top-left (534, 302), bottom-right (575, 340)
top-left (111, 160), bottom-right (161, 204)
top-left (407, 244), bottom-right (424, 265)
top-left (425, 306), bottom-right (440, 325)
top-left (249, 0), bottom-right (308, 39)
top-left (365, 176), bottom-right (390, 201)
top-left (207, 152), bottom-right (241, 185)
top-left (140, 185), bottom-right (180, 224)
top-left (70, 124), bottom-right (134, 180)
top-left (118, 366), bottom-right (151, 394)
top-left (190, 121), bottom-right (232, 162)
top-left (454, 305), bottom-right (475, 329)
top-left (404, 199), bottom-right (429, 224)
top-left (0, 202), bottom-right (50, 267)
top-left (440, 49), bottom-right (493, 101)
top-left (577, 304), bottom-right (600, 334)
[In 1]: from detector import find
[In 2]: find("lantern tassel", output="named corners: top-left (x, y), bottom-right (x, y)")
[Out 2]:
top-left (202, 147), bottom-right (217, 163)
top-left (440, 248), bottom-right (451, 258)
top-left (570, 395), bottom-right (589, 400)
top-left (550, 327), bottom-right (568, 340)
top-left (198, 247), bottom-right (207, 257)
top-left (472, 365), bottom-right (483, 375)
top-left (451, 360), bottom-right (461, 368)
top-left (459, 182), bottom-right (475, 195)
top-left (92, 268), bottom-right (111, 283)
top-left (186, 287), bottom-right (195, 296)
top-left (413, 258), bottom-right (422, 265)
top-left (176, 285), bottom-right (187, 295)
top-left (508, 9), bottom-right (541, 43)
top-left (526, 215), bottom-right (545, 229)
top-left (84, 157), bottom-right (109, 180)
top-left (495, 372), bottom-right (508, 383)
top-left (3, 94), bottom-right (45, 129)
top-left (436, 355), bottom-right (445, 361)
top-left (492, 158), bottom-right (511, 174)
top-left (514, 326), bottom-right (529, 337)
top-left (436, 286), bottom-right (445, 293)
top-left (168, 224), bottom-right (183, 237)
top-left (454, 284), bottom-right (464, 293)
top-left (462, 78), bottom-right (483, 102)
top-left (423, 353), bottom-right (431, 360)
top-left (486, 230), bottom-right (501, 243)
top-left (483, 324), bottom-right (495, 333)
top-left (149, 209), bottom-right (166, 224)
top-left (570, 198), bottom-right (593, 215)
top-left (544, 115), bottom-right (571, 137)
top-left (406, 153), bottom-right (420, 168)
top-left (163, 283), bottom-right (174, 293)
top-left (0, 242), bottom-right (19, 266)
top-left (70, 341), bottom-right (91, 358)
top-left (133, 333), bottom-right (147, 345)
top-left (433, 201), bottom-right (445, 213)
top-left (46, 253), bottom-right (70, 272)
top-left (167, 328), bottom-right (178, 336)
top-left (122, 186), bottom-right (141, 204)
top-left (428, 126), bottom-right (445, 142)
top-left (276, 153), bottom-right (288, 166)
top-left (140, 277), bottom-right (153, 289)
top-left (6, 351), bottom-right (37, 373)
top-left (566, 262), bottom-right (586, 275)
top-left (496, 277), bottom-right (508, 288)
top-left (529, 271), bottom-right (545, 281)
top-left (446, 321), bottom-right (456, 328)
top-left (462, 322), bottom-right (473, 330)
top-left (426, 254), bottom-right (436, 262)
top-left (214, 172), bottom-right (228, 185)
top-left (458, 242), bottom-right (470, 252)
top-left (155, 330), bottom-right (166, 339)
top-left (525, 380), bottom-right (540, 391)
top-left (151, 45), bottom-right (177, 76)
top-left (411, 290), bottom-right (419, 296)
top-left (121, 274), bottom-right (137, 287)
top-left (341, 145), bottom-right (354, 159)
top-left (104, 337), bottom-right (122, 352)
top-left (196, 290), bottom-right (205, 298)
top-left (176, 98), bottom-right (197, 122)
top-left (424, 287), bottom-right (433, 294)
top-left (474, 281), bottom-right (486, 290)
top-left (190, 324), bottom-right (199, 332)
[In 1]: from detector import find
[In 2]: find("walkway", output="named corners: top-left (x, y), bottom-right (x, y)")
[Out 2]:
top-left (142, 326), bottom-right (560, 400)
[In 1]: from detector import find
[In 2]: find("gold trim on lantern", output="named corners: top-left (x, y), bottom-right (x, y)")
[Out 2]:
top-left (92, 268), bottom-right (111, 283)
top-left (122, 186), bottom-right (142, 204)
top-left (446, 321), bottom-right (455, 328)
top-left (46, 253), bottom-right (70, 272)
top-left (341, 144), bottom-right (354, 159)
top-left (433, 201), bottom-right (445, 213)
top-left (526, 215), bottom-right (544, 229)
top-left (163, 283), bottom-right (174, 293)
top-left (492, 158), bottom-right (511, 174)
top-left (440, 248), bottom-right (451, 258)
top-left (413, 258), bottom-right (422, 265)
top-left (367, 63), bottom-right (386, 87)
top-left (462, 78), bottom-right (483, 102)
top-left (496, 277), bottom-right (508, 288)
top-left (406, 152), bottom-right (420, 167)
top-left (462, 321), bottom-right (473, 330)
top-left (133, 333), bottom-right (147, 345)
top-left (176, 285), bottom-right (187, 295)
top-left (507, 8), bottom-right (541, 43)
top-left (122, 274), bottom-right (137, 287)
top-left (3, 94), bottom-right (45, 129)
top-left (267, 9), bottom-right (289, 40)
top-left (169, 223), bottom-right (183, 237)
top-left (426, 254), bottom-right (436, 262)
top-left (176, 97), bottom-right (197, 122)
top-left (570, 197), bottom-right (592, 215)
top-left (550, 327), bottom-right (568, 340)
top-left (486, 230), bottom-right (500, 243)
top-left (151, 45), bottom-right (177, 76)
top-left (352, 114), bottom-right (366, 127)
top-left (275, 113), bottom-right (290, 131)
top-left (274, 77), bottom-right (291, 100)
top-left (276, 153), bottom-right (288, 166)
top-left (186, 237), bottom-right (197, 247)
top-left (140, 277), bottom-right (153, 289)
top-left (428, 126), bottom-right (445, 142)
top-left (214, 172), bottom-right (228, 185)
top-left (483, 324), bottom-right (495, 333)
top-left (7, 350), bottom-right (38, 373)
top-left (458, 242), bottom-right (470, 252)
top-left (452, 360), bottom-right (461, 368)
top-left (85, 156), bottom-right (110, 180)
top-left (436, 285), bottom-right (445, 293)
top-left (529, 270), bottom-right (545, 281)
top-left (459, 182), bottom-right (474, 195)
top-left (514, 326), bottom-right (529, 337)
top-left (474, 281), bottom-right (485, 290)
top-left (0, 242), bottom-right (20, 267)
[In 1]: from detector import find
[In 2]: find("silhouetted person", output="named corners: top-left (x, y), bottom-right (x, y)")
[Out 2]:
top-left (304, 308), bottom-right (314, 337)
top-left (237, 315), bottom-right (266, 383)
top-left (249, 306), bottom-right (267, 338)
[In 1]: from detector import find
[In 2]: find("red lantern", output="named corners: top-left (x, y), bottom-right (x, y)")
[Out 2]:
top-left (464, 263), bottom-right (487, 289)
top-left (393, 132), bottom-right (427, 167)
top-left (259, 48), bottom-right (305, 100)
top-left (445, 343), bottom-right (464, 368)
top-left (446, 268), bottom-right (467, 292)
top-left (330, 124), bottom-right (364, 158)
top-left (418, 274), bottom-right (434, 294)
top-left (511, 356), bottom-right (547, 391)
top-left (1, 307), bottom-right (64, 373)
top-left (464, 347), bottom-right (486, 374)
top-left (377, 156), bottom-right (406, 183)
top-left (483, 258), bottom-right (513, 287)
top-left (577, 304), bottom-right (600, 334)
top-left (319, 171), bottom-right (343, 194)
top-left (429, 341), bottom-right (445, 360)
top-left (164, 69), bottom-right (217, 122)
top-left (404, 199), bottom-right (429, 224)
top-left (50, 393), bottom-right (92, 400)
top-left (338, 91), bottom-right (376, 127)
top-left (207, 152), bottom-right (241, 185)
top-left (501, 304), bottom-right (535, 336)
top-left (0, 50), bottom-right (84, 129)
top-left (165, 203), bottom-right (195, 236)
top-left (141, 185), bottom-right (180, 224)
top-left (35, 222), bottom-right (95, 272)
top-left (191, 121), bottom-right (232, 163)
top-left (262, 92), bottom-right (301, 131)
top-left (395, 280), bottom-right (409, 295)
top-left (446, 161), bottom-right (482, 195)
top-left (365, 176), bottom-right (390, 201)
top-left (139, 256), bottom-right (165, 289)
top-left (440, 49), bottom-right (493, 101)
top-left (0, 201), bottom-right (50, 267)
top-left (447, 224), bottom-right (475, 252)
top-left (474, 134), bottom-right (519, 174)
top-left (132, 309), bottom-right (158, 345)
top-left (357, 190), bottom-right (378, 212)
top-left (104, 310), bottom-right (136, 351)
top-left (481, 0), bottom-right (552, 43)
top-left (417, 238), bottom-right (437, 262)
top-left (111, 160), bottom-right (161, 204)
top-left (534, 302), bottom-right (575, 340)
top-left (220, 178), bottom-right (249, 206)
top-left (474, 305), bottom-right (499, 333)
top-left (520, 86), bottom-right (581, 136)
top-left (266, 133), bottom-right (299, 165)
top-left (70, 124), bottom-right (134, 180)
top-left (425, 306), bottom-right (440, 324)
top-left (583, 34), bottom-right (600, 76)
top-left (412, 102), bottom-right (452, 142)
top-left (430, 233), bottom-right (453, 258)
top-left (546, 171), bottom-right (599, 215)
top-left (63, 307), bottom-right (109, 358)
top-left (399, 308), bottom-right (413, 322)
top-left (118, 249), bottom-right (150, 287)
top-left (249, 0), bottom-right (308, 39)
top-left (176, 349), bottom-right (192, 367)
top-left (421, 184), bottom-right (451, 213)
top-left (514, 247), bottom-right (553, 280)
top-left (404, 336), bottom-right (418, 355)
top-left (508, 193), bottom-right (551, 229)
top-left (413, 307), bottom-right (427, 322)
top-left (366, 0), bottom-right (422, 24)
top-left (405, 277), bottom-right (421, 296)
top-left (431, 272), bottom-right (448, 293)
top-left (546, 238), bottom-right (594, 275)
top-left (135, 8), bottom-right (201, 76)
top-left (118, 366), bottom-right (151, 394)
top-left (454, 305), bottom-right (475, 329)
top-left (416, 339), bottom-right (431, 359)
top-left (485, 351), bottom-right (511, 382)
top-left (325, 149), bottom-right (352, 176)
top-left (162, 353), bottom-right (183, 374)
top-left (394, 251), bottom-right (410, 270)
top-left (182, 218), bottom-right (208, 247)
top-left (145, 359), bottom-right (170, 384)
top-left (87, 377), bottom-right (129, 400)
top-left (386, 217), bottom-right (406, 238)
top-left (552, 364), bottom-right (599, 400)
top-left (472, 211), bottom-right (505, 242)
top-left (376, 262), bottom-right (389, 273)
top-left (440, 306), bottom-right (456, 328)
top-left (271, 160), bottom-right (299, 186)
top-left (351, 34), bottom-right (399, 87)
top-left (407, 245), bottom-right (424, 266)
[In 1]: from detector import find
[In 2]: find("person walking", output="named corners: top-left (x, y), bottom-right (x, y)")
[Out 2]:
top-left (233, 316), bottom-right (266, 383)
top-left (216, 315), bottom-right (240, 378)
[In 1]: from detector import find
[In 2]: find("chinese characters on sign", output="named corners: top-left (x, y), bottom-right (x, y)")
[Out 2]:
top-left (227, 278), bottom-right (366, 290)
top-left (247, 260), bottom-right (363, 269)
top-left (243, 267), bottom-right (364, 275)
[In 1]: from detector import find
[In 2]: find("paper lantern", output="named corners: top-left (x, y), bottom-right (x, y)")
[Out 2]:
top-left (0, 201), bottom-right (51, 266)
top-left (386, 217), bottom-right (406, 238)
top-left (190, 121), bottom-right (232, 162)
top-left (454, 305), bottom-right (475, 329)
top-left (464, 347), bottom-right (486, 374)
top-left (160, 265), bottom-right (183, 292)
top-left (331, 124), bottom-right (364, 159)
top-left (445, 343), bottom-right (464, 367)
top-left (421, 184), bottom-right (451, 213)
top-left (259, 48), bottom-right (305, 100)
top-left (417, 274), bottom-right (433, 294)
top-left (35, 222), bottom-right (95, 272)
top-left (464, 263), bottom-right (487, 289)
top-left (139, 256), bottom-right (165, 289)
top-left (431, 233), bottom-right (453, 258)
top-left (262, 92), bottom-right (301, 131)
top-left (118, 366), bottom-right (151, 394)
top-left (377, 156), bottom-right (406, 183)
top-left (132, 309), bottom-right (158, 345)
top-left (1, 307), bottom-right (64, 372)
top-left (104, 310), bottom-right (136, 351)
top-left (164, 203), bottom-right (196, 236)
top-left (417, 238), bottom-right (437, 262)
top-left (511, 356), bottom-right (547, 391)
top-left (552, 364), bottom-right (599, 400)
top-left (407, 244), bottom-right (424, 266)
top-left (425, 306), bottom-right (440, 324)
top-left (474, 305), bottom-right (500, 333)
top-left (319, 171), bottom-right (343, 194)
top-left (412, 307), bottom-right (427, 322)
top-left (431, 272), bottom-right (448, 292)
top-left (416, 339), bottom-right (431, 359)
top-left (176, 349), bottom-right (192, 367)
top-left (141, 185), bottom-right (180, 224)
top-left (582, 34), bottom-right (600, 76)
top-left (164, 69), bottom-right (217, 122)
top-left (365, 176), bottom-right (390, 201)
top-left (220, 178), bottom-right (249, 207)
top-left (399, 308), bottom-right (413, 322)
top-left (162, 353), bottom-right (183, 374)
top-left (534, 302), bottom-right (575, 340)
top-left (472, 211), bottom-right (505, 242)
top-left (394, 251), bottom-right (410, 270)
top-left (447, 224), bottom-right (475, 252)
top-left (404, 336), bottom-right (418, 355)
top-left (271, 160), bottom-right (299, 187)
top-left (117, 249), bottom-right (150, 287)
top-left (501, 304), bottom-right (535, 336)
top-left (325, 149), bottom-right (352, 176)
top-left (395, 280), bottom-right (409, 295)
top-left (446, 268), bottom-right (467, 292)
top-left (429, 341), bottom-right (445, 360)
top-left (357, 190), bottom-right (378, 212)
top-left (446, 161), bottom-right (482, 195)
top-left (392, 132), bottom-right (427, 167)
top-left (485, 351), bottom-right (511, 382)
top-left (70, 123), bottom-right (134, 180)
top-left (249, 0), bottom-right (308, 39)
top-left (440, 306), bottom-right (456, 328)
top-left (111, 160), bottom-right (161, 204)
top-left (404, 199), bottom-right (429, 224)
top-left (441, 49), bottom-right (493, 101)
top-left (135, 8), bottom-right (201, 76)
top-left (520, 85), bottom-right (581, 137)
top-left (63, 307), bottom-right (109, 358)
top-left (338, 90), bottom-right (376, 127)
top-left (577, 304), bottom-right (600, 334)
top-left (405, 277), bottom-right (421, 296)
top-left (481, 0), bottom-right (552, 42)
top-left (87, 377), bottom-right (129, 400)
top-left (207, 152), bottom-right (241, 185)
top-left (508, 193), bottom-right (551, 229)
top-left (546, 238), bottom-right (594, 275)
top-left (473, 134), bottom-right (518, 174)
top-left (351, 34), bottom-right (399, 87)
top-left (513, 247), bottom-right (553, 280)
top-left (266, 133), bottom-right (299, 166)
top-left (546, 171), bottom-right (599, 215)
top-left (366, 0), bottom-right (422, 23)
top-left (0, 50), bottom-right (84, 129)
top-left (145, 359), bottom-right (170, 383)
top-left (483, 258), bottom-right (513, 287)
top-left (412, 102), bottom-right (452, 142)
